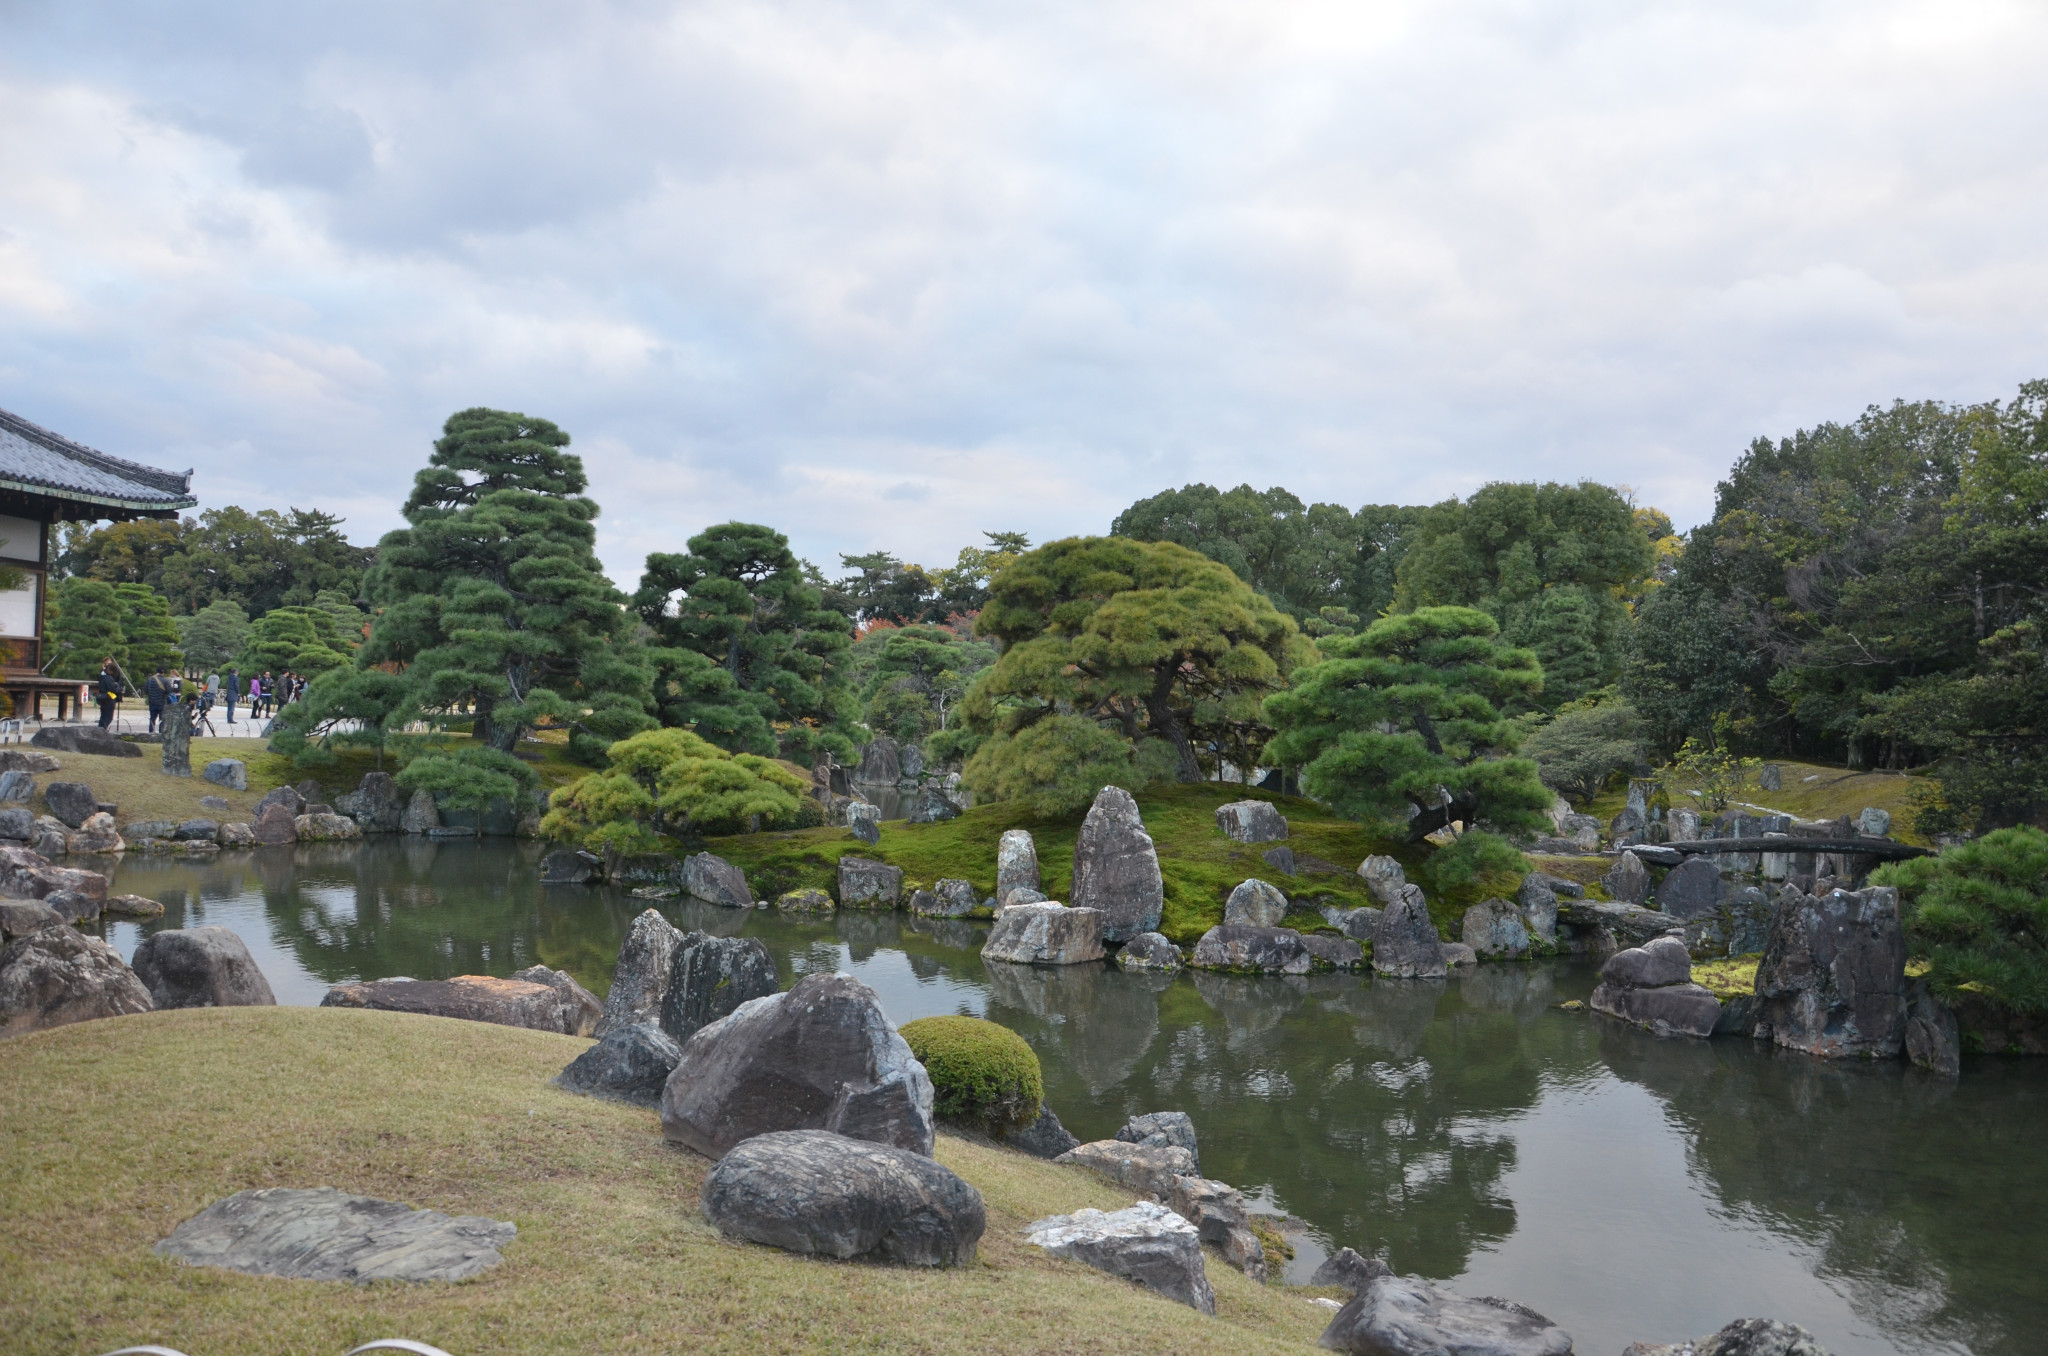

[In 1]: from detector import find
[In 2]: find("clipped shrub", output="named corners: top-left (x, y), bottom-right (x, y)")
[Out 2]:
top-left (899, 1015), bottom-right (1043, 1131)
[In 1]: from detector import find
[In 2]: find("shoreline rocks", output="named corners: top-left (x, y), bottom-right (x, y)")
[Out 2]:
top-left (1753, 885), bottom-right (1908, 1059)
top-left (1116, 931), bottom-right (1182, 972)
top-left (982, 902), bottom-right (1105, 965)
top-left (1319, 1272), bottom-right (1573, 1355)
top-left (1223, 878), bottom-right (1289, 928)
top-left (838, 856), bottom-right (903, 909)
top-left (0, 924), bottom-right (153, 1036)
top-left (684, 851), bottom-right (752, 908)
top-left (1372, 885), bottom-right (1446, 979)
top-left (996, 829), bottom-right (1041, 906)
top-left (131, 927), bottom-right (276, 1009)
top-left (1589, 935), bottom-right (1721, 1039)
top-left (1056, 1139), bottom-right (1198, 1200)
top-left (1193, 924), bottom-right (1316, 975)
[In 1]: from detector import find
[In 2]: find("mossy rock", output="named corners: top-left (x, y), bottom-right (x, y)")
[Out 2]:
top-left (899, 1015), bottom-right (1043, 1132)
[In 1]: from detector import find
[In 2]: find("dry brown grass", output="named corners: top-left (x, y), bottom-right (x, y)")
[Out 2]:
top-left (0, 1008), bottom-right (1331, 1356)
top-left (25, 736), bottom-right (296, 831)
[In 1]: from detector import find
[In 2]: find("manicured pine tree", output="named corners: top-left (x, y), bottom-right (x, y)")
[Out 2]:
top-left (362, 408), bottom-right (656, 762)
top-left (45, 577), bottom-right (126, 680)
top-left (236, 606), bottom-right (353, 676)
top-left (176, 599), bottom-right (250, 673)
top-left (113, 584), bottom-right (184, 676)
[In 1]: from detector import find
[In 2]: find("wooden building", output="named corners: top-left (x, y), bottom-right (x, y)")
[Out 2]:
top-left (0, 407), bottom-right (196, 720)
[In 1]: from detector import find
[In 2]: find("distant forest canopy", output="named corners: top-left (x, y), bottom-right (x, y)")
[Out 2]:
top-left (44, 379), bottom-right (2048, 833)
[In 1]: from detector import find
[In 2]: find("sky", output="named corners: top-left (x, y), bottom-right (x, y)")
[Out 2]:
top-left (1, 0), bottom-right (2045, 584)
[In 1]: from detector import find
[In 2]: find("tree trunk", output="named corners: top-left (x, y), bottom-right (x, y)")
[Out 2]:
top-left (1144, 693), bottom-right (1203, 782)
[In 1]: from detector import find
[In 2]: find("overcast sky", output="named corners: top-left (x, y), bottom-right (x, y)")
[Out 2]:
top-left (2, 0), bottom-right (2044, 583)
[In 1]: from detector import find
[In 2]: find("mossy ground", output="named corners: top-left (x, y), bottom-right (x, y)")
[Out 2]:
top-left (0, 1008), bottom-right (1329, 1356)
top-left (704, 783), bottom-right (1498, 944)
top-left (1582, 758), bottom-right (1930, 847)
top-left (1690, 954), bottom-right (1762, 1000)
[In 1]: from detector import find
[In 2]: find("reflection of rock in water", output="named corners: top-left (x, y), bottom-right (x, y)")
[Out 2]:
top-left (665, 899), bottom-right (750, 939)
top-left (1600, 1026), bottom-right (2017, 1355)
top-left (982, 961), bottom-right (1162, 1095)
top-left (835, 913), bottom-right (903, 961)
top-left (1191, 970), bottom-right (1310, 1038)
top-left (1321, 975), bottom-right (1445, 1060)
top-left (905, 916), bottom-right (983, 952)
top-left (1457, 963), bottom-right (1557, 1018)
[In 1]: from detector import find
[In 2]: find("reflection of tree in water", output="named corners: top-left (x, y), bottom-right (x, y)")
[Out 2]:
top-left (983, 957), bottom-right (1597, 1279)
top-left (1600, 1027), bottom-right (2048, 1356)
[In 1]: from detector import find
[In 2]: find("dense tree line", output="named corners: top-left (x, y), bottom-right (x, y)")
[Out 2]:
top-left (56, 506), bottom-right (375, 615)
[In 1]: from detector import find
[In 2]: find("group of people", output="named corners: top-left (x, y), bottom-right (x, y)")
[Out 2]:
top-left (92, 659), bottom-right (308, 733)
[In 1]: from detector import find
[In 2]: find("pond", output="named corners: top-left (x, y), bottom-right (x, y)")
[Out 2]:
top-left (96, 838), bottom-right (2045, 1356)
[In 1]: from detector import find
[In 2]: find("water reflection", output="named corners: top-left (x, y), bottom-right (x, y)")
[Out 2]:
top-left (94, 840), bottom-right (2047, 1356)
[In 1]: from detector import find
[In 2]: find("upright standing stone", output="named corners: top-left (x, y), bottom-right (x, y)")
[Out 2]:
top-left (661, 932), bottom-right (779, 1043)
top-left (1655, 857), bottom-right (1725, 920)
top-left (846, 801), bottom-right (881, 846)
top-left (1727, 885), bottom-right (1773, 956)
top-left (1753, 885), bottom-right (1909, 1059)
top-left (1461, 898), bottom-right (1531, 960)
top-left (1068, 786), bottom-right (1163, 943)
top-left (400, 789), bottom-right (441, 835)
top-left (1356, 855), bottom-right (1407, 906)
top-left (161, 702), bottom-right (192, 777)
top-left (594, 909), bottom-right (686, 1038)
top-left (1371, 884), bottom-right (1446, 979)
top-left (996, 829), bottom-right (1040, 906)
top-left (1758, 763), bottom-right (1783, 791)
top-left (1604, 850), bottom-right (1652, 905)
top-left (1517, 874), bottom-right (1559, 946)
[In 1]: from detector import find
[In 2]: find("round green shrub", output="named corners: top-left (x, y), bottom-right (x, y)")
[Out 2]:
top-left (899, 1015), bottom-right (1043, 1131)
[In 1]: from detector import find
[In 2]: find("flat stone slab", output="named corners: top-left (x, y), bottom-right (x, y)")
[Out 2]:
top-left (156, 1186), bottom-right (515, 1283)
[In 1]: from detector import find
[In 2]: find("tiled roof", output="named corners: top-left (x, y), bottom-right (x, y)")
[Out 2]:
top-left (0, 407), bottom-right (196, 511)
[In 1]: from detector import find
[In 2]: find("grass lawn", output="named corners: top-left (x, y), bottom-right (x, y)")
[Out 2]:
top-left (1581, 758), bottom-right (1931, 847)
top-left (703, 783), bottom-right (1501, 944)
top-left (0, 1008), bottom-right (1332, 1356)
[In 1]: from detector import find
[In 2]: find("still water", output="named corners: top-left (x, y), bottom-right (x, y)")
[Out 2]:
top-left (98, 839), bottom-right (2044, 1356)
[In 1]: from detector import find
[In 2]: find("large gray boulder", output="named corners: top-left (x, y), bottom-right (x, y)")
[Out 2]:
top-left (1904, 978), bottom-right (1960, 1078)
top-left (982, 902), bottom-right (1105, 965)
top-left (1728, 886), bottom-right (1773, 957)
top-left (320, 974), bottom-right (592, 1034)
top-left (1372, 885), bottom-right (1446, 979)
top-left (854, 736), bottom-right (902, 785)
top-left (660, 971), bottom-right (935, 1158)
top-left (400, 789), bottom-right (441, 834)
top-left (1000, 1104), bottom-right (1081, 1159)
top-left (1318, 1272), bottom-right (1573, 1355)
top-left (1055, 1139), bottom-right (1198, 1199)
top-left (1462, 898), bottom-right (1531, 960)
top-left (41, 889), bottom-right (100, 926)
top-left (174, 818), bottom-right (220, 841)
top-left (910, 879), bottom-right (979, 918)
top-left (0, 807), bottom-right (33, 840)
top-left (335, 771), bottom-right (403, 832)
top-left (131, 927), bottom-right (276, 1009)
top-left (1657, 857), bottom-right (1726, 920)
top-left (1305, 934), bottom-right (1367, 969)
top-left (540, 849), bottom-right (603, 885)
top-left (1855, 807), bottom-right (1891, 838)
top-left (1604, 849), bottom-right (1652, 904)
top-left (1024, 1201), bottom-right (1216, 1315)
top-left (43, 781), bottom-right (99, 830)
top-left (838, 856), bottom-right (903, 909)
top-left (1558, 813), bottom-right (1602, 850)
top-left (294, 812), bottom-right (361, 842)
top-left (906, 786), bottom-right (962, 824)
top-left (1357, 855), bottom-right (1407, 906)
top-left (1068, 786), bottom-right (1164, 943)
top-left (1116, 931), bottom-right (1182, 972)
top-left (1623, 1316), bottom-right (1833, 1356)
top-left (1556, 899), bottom-right (1682, 954)
top-left (0, 899), bottom-right (63, 942)
top-left (996, 829), bottom-right (1041, 905)
top-left (252, 785), bottom-right (305, 820)
top-left (683, 851), bottom-right (752, 908)
top-left (1324, 905), bottom-right (1383, 942)
top-left (66, 812), bottom-right (124, 854)
top-left (202, 758), bottom-right (248, 791)
top-left (1215, 799), bottom-right (1289, 843)
top-left (1116, 1110), bottom-right (1200, 1174)
top-left (31, 725), bottom-right (140, 758)
top-left (0, 924), bottom-right (153, 1036)
top-left (660, 931), bottom-right (779, 1043)
top-left (1314, 1247), bottom-right (1394, 1296)
top-left (1192, 925), bottom-right (1314, 975)
top-left (155, 1186), bottom-right (515, 1283)
top-left (1517, 874), bottom-right (1559, 946)
top-left (1753, 886), bottom-right (1909, 1059)
top-left (509, 965), bottom-right (603, 1037)
top-left (0, 770), bottom-right (32, 802)
top-left (1589, 936), bottom-right (1720, 1039)
top-left (251, 804), bottom-right (298, 846)
top-left (595, 909), bottom-right (685, 1038)
top-left (702, 1129), bottom-right (984, 1267)
top-left (555, 1022), bottom-right (682, 1107)
top-left (1222, 878), bottom-right (1288, 928)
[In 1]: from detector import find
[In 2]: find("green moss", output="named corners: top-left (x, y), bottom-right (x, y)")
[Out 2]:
top-left (899, 1015), bottom-right (1043, 1130)
top-left (1691, 953), bottom-right (1761, 1000)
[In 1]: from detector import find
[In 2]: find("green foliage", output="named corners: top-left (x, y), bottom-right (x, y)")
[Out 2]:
top-left (111, 584), bottom-right (182, 676)
top-left (236, 606), bottom-right (353, 676)
top-left (1112, 483), bottom-right (1420, 622)
top-left (1873, 827), bottom-right (2048, 1016)
top-left (969, 536), bottom-right (1312, 783)
top-left (1394, 481), bottom-right (1654, 709)
top-left (362, 408), bottom-right (656, 762)
top-left (56, 506), bottom-right (373, 616)
top-left (898, 1015), bottom-right (1043, 1131)
top-left (312, 589), bottom-right (368, 651)
top-left (1265, 606), bottom-right (1553, 842)
top-left (175, 599), bottom-right (250, 673)
top-left (846, 624), bottom-right (996, 752)
top-left (1667, 735), bottom-right (1760, 812)
top-left (962, 714), bottom-right (1173, 817)
top-left (1522, 700), bottom-right (1642, 806)
top-left (1417, 830), bottom-right (1528, 902)
top-left (268, 667), bottom-right (412, 768)
top-left (643, 645), bottom-right (773, 755)
top-left (633, 522), bottom-right (853, 761)
top-left (541, 727), bottom-right (809, 854)
top-left (45, 577), bottom-right (125, 680)
top-left (395, 746), bottom-right (539, 840)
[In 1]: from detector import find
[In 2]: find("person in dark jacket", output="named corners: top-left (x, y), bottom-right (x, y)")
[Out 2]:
top-left (144, 667), bottom-right (167, 733)
top-left (224, 667), bottom-right (241, 725)
top-left (96, 658), bottom-right (121, 729)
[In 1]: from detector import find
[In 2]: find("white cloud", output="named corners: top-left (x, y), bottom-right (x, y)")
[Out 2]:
top-left (0, 0), bottom-right (2044, 586)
